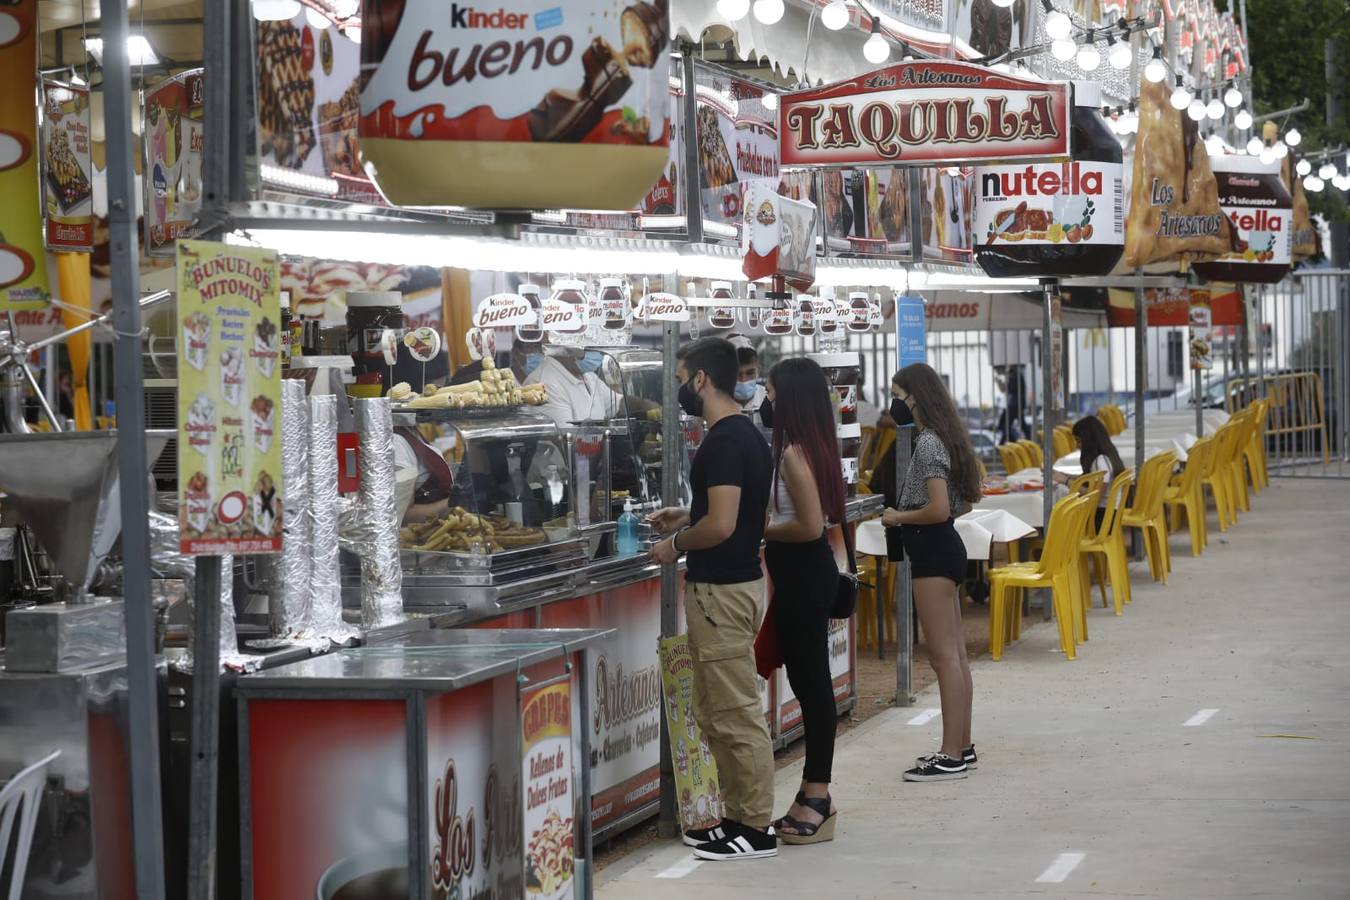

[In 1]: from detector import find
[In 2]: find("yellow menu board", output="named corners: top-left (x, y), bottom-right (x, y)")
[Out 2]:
top-left (658, 635), bottom-right (722, 833)
top-left (0, 0), bottom-right (51, 310)
top-left (176, 240), bottom-right (283, 554)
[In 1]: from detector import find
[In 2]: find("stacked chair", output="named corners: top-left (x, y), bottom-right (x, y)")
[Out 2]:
top-left (1121, 451), bottom-right (1177, 584)
top-left (1080, 468), bottom-right (1136, 616)
top-left (1162, 436), bottom-right (1215, 557)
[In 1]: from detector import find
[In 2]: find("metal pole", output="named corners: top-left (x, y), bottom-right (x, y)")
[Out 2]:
top-left (1041, 280), bottom-right (1055, 530)
top-left (1134, 275), bottom-right (1147, 477)
top-left (576, 648), bottom-right (595, 900)
top-left (187, 557), bottom-right (222, 899)
top-left (187, 0), bottom-right (235, 893)
top-left (893, 420), bottom-right (913, 706)
top-left (103, 0), bottom-right (166, 895)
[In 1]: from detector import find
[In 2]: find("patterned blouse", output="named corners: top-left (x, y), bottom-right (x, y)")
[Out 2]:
top-left (898, 429), bottom-right (970, 517)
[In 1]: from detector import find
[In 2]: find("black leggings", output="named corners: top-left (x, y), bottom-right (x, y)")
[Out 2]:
top-left (766, 536), bottom-right (838, 784)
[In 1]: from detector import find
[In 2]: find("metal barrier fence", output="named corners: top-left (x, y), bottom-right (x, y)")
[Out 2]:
top-left (1246, 270), bottom-right (1349, 478)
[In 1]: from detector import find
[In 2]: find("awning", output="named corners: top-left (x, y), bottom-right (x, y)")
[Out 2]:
top-left (921, 291), bottom-right (1106, 333)
top-left (1104, 284), bottom-right (1244, 327)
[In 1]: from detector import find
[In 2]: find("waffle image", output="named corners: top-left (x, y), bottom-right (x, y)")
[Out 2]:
top-left (696, 105), bottom-right (735, 192)
top-left (318, 82), bottom-right (362, 177)
top-left (256, 20), bottom-right (317, 168)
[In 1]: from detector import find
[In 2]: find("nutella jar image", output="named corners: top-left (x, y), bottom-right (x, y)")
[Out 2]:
top-left (846, 291), bottom-right (870, 333)
top-left (598, 277), bottom-right (629, 329)
top-left (515, 282), bottom-right (544, 342)
top-left (1193, 155), bottom-right (1292, 284)
top-left (358, 0), bottom-right (671, 209)
top-left (345, 291), bottom-right (404, 379)
top-left (547, 278), bottom-right (591, 346)
top-left (795, 296), bottom-right (816, 337)
top-left (762, 304), bottom-right (793, 336)
top-left (744, 283), bottom-right (762, 330)
top-left (708, 281), bottom-right (737, 329)
top-left (974, 81), bottom-right (1125, 278)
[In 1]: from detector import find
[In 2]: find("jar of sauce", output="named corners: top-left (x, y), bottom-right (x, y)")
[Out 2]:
top-left (598, 278), bottom-right (628, 330)
top-left (709, 281), bottom-right (737, 329)
top-left (516, 283), bottom-right (544, 343)
top-left (974, 81), bottom-right (1125, 278)
top-left (345, 291), bottom-right (404, 381)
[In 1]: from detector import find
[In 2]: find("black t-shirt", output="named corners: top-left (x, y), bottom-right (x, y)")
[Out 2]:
top-left (687, 414), bottom-right (771, 584)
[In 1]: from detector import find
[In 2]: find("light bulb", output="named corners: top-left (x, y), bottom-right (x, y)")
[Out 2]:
top-left (1304, 175), bottom-right (1324, 192)
top-left (1051, 38), bottom-right (1077, 61)
top-left (761, 92), bottom-right (779, 111)
top-left (1187, 99), bottom-right (1206, 121)
top-left (1246, 137), bottom-right (1263, 155)
top-left (1285, 128), bottom-right (1301, 146)
top-left (1206, 135), bottom-right (1226, 156)
top-left (1296, 159), bottom-right (1312, 176)
top-left (821, 0), bottom-right (850, 30)
top-left (1144, 49), bottom-right (1166, 83)
top-left (1076, 40), bottom-right (1100, 71)
top-left (753, 0), bottom-right (784, 24)
top-left (1108, 38), bottom-right (1132, 70)
top-left (864, 26), bottom-right (890, 64)
top-left (1224, 86), bottom-right (1243, 108)
top-left (1207, 98), bottom-right (1224, 120)
top-left (1273, 141), bottom-right (1288, 159)
top-left (717, 0), bottom-right (750, 20)
top-left (1045, 10), bottom-right (1072, 41)
top-left (1259, 147), bottom-right (1275, 165)
top-left (1334, 174), bottom-right (1350, 191)
top-left (1320, 162), bottom-right (1337, 179)
top-left (1170, 77), bottom-right (1192, 110)
top-left (1234, 109), bottom-right (1252, 130)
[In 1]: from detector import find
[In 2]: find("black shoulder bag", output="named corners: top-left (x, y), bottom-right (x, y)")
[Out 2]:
top-left (831, 522), bottom-right (859, 620)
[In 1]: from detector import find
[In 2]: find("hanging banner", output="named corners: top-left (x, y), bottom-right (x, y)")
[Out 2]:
top-left (1284, 156), bottom-right (1317, 261)
top-left (779, 61), bottom-right (1070, 168)
top-left (1192, 155), bottom-right (1292, 284)
top-left (1188, 290), bottom-right (1213, 371)
top-left (741, 181), bottom-right (818, 290)
top-left (1103, 285), bottom-right (1243, 328)
top-left (144, 69), bottom-right (205, 257)
top-left (695, 65), bottom-right (780, 227)
top-left (177, 241), bottom-right (284, 555)
top-left (657, 635), bottom-right (722, 833)
top-left (0, 0), bottom-right (50, 309)
top-left (1049, 291), bottom-right (1064, 411)
top-left (1123, 78), bottom-right (1232, 268)
top-left (896, 295), bottom-right (927, 368)
top-left (41, 81), bottom-right (94, 252)
top-left (521, 679), bottom-right (575, 900)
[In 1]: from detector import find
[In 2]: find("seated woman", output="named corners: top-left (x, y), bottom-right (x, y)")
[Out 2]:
top-left (1053, 415), bottom-right (1126, 530)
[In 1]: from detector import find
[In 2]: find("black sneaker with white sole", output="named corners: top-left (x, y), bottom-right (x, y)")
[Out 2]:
top-left (682, 820), bottom-right (735, 848)
top-left (914, 745), bottom-right (978, 770)
top-left (903, 752), bottom-right (968, 782)
top-left (691, 822), bottom-right (778, 860)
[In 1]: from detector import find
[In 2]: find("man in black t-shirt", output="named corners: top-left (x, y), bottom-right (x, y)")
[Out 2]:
top-left (649, 337), bottom-right (776, 861)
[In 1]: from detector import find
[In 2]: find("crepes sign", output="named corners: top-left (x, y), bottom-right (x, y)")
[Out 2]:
top-left (779, 61), bottom-right (1070, 168)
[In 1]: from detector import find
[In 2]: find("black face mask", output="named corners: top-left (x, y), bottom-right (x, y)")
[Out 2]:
top-left (890, 397), bottom-right (915, 428)
top-left (758, 395), bottom-right (774, 429)
top-left (678, 376), bottom-right (704, 417)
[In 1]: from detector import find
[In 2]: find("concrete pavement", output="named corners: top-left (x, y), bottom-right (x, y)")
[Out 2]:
top-left (597, 478), bottom-right (1350, 899)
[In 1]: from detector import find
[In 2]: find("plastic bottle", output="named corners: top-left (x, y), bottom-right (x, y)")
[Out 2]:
top-left (617, 499), bottom-right (640, 556)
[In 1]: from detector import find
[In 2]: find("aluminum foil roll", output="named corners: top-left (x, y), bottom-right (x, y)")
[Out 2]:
top-left (355, 398), bottom-right (404, 630)
top-left (307, 394), bottom-right (356, 642)
top-left (272, 379), bottom-right (312, 638)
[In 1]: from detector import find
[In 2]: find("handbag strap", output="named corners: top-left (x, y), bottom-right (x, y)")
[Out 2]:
top-left (841, 520), bottom-right (857, 575)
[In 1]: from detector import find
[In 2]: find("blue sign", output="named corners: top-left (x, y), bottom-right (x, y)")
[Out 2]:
top-left (896, 294), bottom-right (927, 368)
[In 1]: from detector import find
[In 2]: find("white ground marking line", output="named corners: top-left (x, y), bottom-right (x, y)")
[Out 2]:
top-left (1035, 852), bottom-right (1086, 883)
top-left (906, 708), bottom-right (941, 725)
top-left (1184, 708), bottom-right (1220, 727)
top-left (655, 857), bottom-right (704, 879)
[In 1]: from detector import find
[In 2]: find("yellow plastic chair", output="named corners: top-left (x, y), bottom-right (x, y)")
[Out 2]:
top-left (1162, 436), bottom-right (1214, 558)
top-left (1201, 425), bottom-right (1243, 531)
top-left (1080, 468), bottom-right (1136, 615)
top-left (1107, 405), bottom-right (1127, 435)
top-left (1069, 469), bottom-right (1106, 496)
top-left (1226, 410), bottom-right (1263, 512)
top-left (1052, 425), bottom-right (1076, 461)
top-left (988, 494), bottom-right (1093, 661)
top-left (1067, 483), bottom-right (1102, 645)
top-left (1017, 440), bottom-right (1044, 469)
top-left (997, 443), bottom-right (1023, 475)
top-left (1243, 399), bottom-right (1270, 492)
top-left (1121, 451), bottom-right (1177, 584)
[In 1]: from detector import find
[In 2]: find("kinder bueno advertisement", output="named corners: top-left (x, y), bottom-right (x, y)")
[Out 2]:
top-left (779, 61), bottom-right (1070, 168)
top-left (143, 69), bottom-right (205, 257)
top-left (741, 180), bottom-right (818, 290)
top-left (475, 292), bottom-right (536, 328)
top-left (975, 161), bottom-right (1124, 247)
top-left (358, 0), bottom-right (671, 209)
top-left (1193, 155), bottom-right (1291, 284)
top-left (636, 291), bottom-right (689, 322)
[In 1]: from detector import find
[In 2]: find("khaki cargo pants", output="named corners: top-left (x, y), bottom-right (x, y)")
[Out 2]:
top-left (685, 578), bottom-right (774, 828)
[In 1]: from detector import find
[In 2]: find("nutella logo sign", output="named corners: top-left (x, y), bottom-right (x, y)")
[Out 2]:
top-left (982, 162), bottom-right (1104, 199)
top-left (1229, 209), bottom-right (1284, 232)
top-left (449, 3), bottom-right (529, 27)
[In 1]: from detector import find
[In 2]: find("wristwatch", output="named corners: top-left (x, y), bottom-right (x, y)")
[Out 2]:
top-left (671, 526), bottom-right (690, 553)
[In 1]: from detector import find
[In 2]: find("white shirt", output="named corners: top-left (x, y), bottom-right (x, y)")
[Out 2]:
top-left (525, 355), bottom-right (623, 425)
top-left (1088, 455), bottom-right (1114, 507)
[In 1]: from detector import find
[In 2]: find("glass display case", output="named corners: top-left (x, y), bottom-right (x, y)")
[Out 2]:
top-left (604, 348), bottom-right (692, 510)
top-left (381, 410), bottom-right (588, 610)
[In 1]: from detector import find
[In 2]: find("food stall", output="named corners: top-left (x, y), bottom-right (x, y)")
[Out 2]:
top-left (0, 0), bottom-right (1304, 896)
